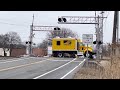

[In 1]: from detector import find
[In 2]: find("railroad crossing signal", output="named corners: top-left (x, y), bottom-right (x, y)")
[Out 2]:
top-left (26, 41), bottom-right (31, 44)
top-left (54, 27), bottom-right (61, 30)
top-left (32, 26), bottom-right (61, 31)
top-left (57, 14), bottom-right (107, 60)
top-left (93, 41), bottom-right (103, 44)
top-left (58, 16), bottom-right (101, 24)
top-left (29, 25), bottom-right (63, 56)
top-left (58, 17), bottom-right (67, 22)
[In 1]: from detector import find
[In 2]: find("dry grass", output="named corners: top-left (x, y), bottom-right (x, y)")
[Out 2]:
top-left (73, 57), bottom-right (120, 79)
top-left (74, 68), bottom-right (103, 79)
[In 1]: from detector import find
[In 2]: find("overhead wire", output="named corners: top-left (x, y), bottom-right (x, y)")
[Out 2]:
top-left (0, 21), bottom-right (29, 27)
top-left (0, 17), bottom-right (31, 27)
top-left (0, 15), bottom-right (35, 43)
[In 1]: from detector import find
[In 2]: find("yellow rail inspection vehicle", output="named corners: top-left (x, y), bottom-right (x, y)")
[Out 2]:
top-left (52, 37), bottom-right (94, 58)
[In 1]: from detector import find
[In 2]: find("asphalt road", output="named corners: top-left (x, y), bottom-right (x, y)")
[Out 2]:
top-left (0, 56), bottom-right (85, 79)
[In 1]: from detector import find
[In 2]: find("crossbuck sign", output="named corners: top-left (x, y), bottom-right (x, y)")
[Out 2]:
top-left (82, 34), bottom-right (93, 45)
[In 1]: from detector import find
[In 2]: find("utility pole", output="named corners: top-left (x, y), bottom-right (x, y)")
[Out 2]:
top-left (29, 14), bottom-right (34, 56)
top-left (96, 15), bottom-right (100, 60)
top-left (112, 11), bottom-right (119, 55)
top-left (97, 11), bottom-right (104, 59)
top-left (100, 11), bottom-right (104, 59)
top-left (116, 11), bottom-right (119, 44)
top-left (95, 11), bottom-right (105, 60)
top-left (29, 25), bottom-right (62, 56)
top-left (95, 11), bottom-right (97, 34)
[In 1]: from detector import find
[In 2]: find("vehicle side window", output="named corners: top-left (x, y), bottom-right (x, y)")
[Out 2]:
top-left (64, 40), bottom-right (71, 45)
top-left (57, 41), bottom-right (60, 45)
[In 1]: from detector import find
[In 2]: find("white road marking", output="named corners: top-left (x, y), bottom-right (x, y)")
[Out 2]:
top-left (0, 58), bottom-right (51, 72)
top-left (0, 58), bottom-right (31, 63)
top-left (60, 59), bottom-right (86, 79)
top-left (48, 60), bottom-right (81, 62)
top-left (0, 57), bottom-right (42, 64)
top-left (0, 57), bottom-right (31, 61)
top-left (33, 58), bottom-right (77, 79)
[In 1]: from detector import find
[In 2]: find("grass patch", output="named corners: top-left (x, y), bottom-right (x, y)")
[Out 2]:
top-left (73, 57), bottom-right (120, 79)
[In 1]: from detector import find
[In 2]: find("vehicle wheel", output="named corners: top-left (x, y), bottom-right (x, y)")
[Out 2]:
top-left (52, 53), bottom-right (57, 57)
top-left (84, 51), bottom-right (93, 59)
top-left (57, 52), bottom-right (63, 58)
top-left (71, 53), bottom-right (76, 58)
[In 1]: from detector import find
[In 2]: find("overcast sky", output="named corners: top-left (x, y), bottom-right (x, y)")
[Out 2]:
top-left (0, 11), bottom-right (117, 44)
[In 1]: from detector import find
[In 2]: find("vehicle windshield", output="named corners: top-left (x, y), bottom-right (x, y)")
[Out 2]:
top-left (79, 42), bottom-right (85, 46)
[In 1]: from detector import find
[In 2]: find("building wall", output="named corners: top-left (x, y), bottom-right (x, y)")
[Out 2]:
top-left (10, 48), bottom-right (47, 57)
top-left (0, 48), bottom-right (2, 56)
top-left (0, 48), bottom-right (10, 56)
top-left (32, 48), bottom-right (47, 56)
top-left (11, 48), bottom-right (26, 57)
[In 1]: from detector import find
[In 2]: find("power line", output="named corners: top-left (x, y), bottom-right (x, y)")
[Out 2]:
top-left (0, 18), bottom-right (31, 24)
top-left (0, 21), bottom-right (29, 27)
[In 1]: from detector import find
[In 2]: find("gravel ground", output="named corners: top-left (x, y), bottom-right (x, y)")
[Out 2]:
top-left (73, 59), bottom-right (110, 79)
top-left (73, 67), bottom-right (103, 79)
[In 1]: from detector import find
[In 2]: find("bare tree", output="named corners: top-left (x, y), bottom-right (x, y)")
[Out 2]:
top-left (0, 34), bottom-right (10, 56)
top-left (102, 43), bottom-right (112, 57)
top-left (37, 28), bottom-right (78, 49)
top-left (0, 34), bottom-right (4, 47)
top-left (46, 28), bottom-right (78, 39)
top-left (5, 32), bottom-right (21, 44)
top-left (4, 31), bottom-right (22, 56)
top-left (37, 40), bottom-right (48, 49)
